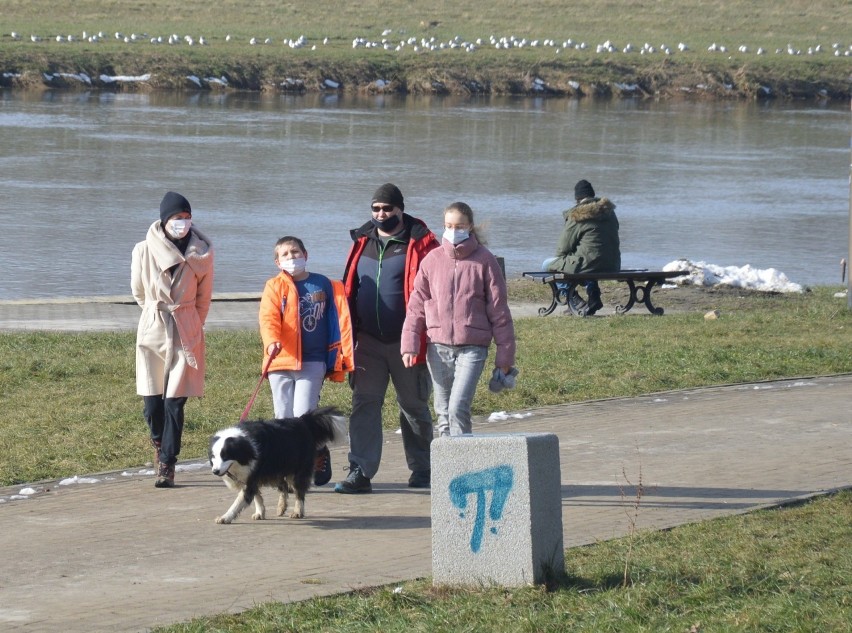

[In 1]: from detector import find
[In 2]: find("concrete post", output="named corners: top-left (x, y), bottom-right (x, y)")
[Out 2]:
top-left (431, 433), bottom-right (564, 586)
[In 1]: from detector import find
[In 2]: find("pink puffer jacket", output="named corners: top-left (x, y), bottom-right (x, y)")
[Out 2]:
top-left (401, 234), bottom-right (516, 369)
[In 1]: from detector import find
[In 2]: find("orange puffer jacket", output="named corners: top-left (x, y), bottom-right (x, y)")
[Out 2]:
top-left (258, 272), bottom-right (354, 382)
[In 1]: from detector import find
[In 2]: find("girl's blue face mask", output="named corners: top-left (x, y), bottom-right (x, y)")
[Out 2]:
top-left (443, 227), bottom-right (470, 245)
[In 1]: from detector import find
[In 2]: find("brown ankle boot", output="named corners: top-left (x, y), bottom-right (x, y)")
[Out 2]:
top-left (154, 462), bottom-right (175, 488)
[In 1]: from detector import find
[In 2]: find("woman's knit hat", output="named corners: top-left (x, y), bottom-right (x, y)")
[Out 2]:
top-left (574, 179), bottom-right (595, 201)
top-left (160, 191), bottom-right (192, 223)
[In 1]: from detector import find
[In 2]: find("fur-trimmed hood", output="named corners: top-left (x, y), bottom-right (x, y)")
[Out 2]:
top-left (565, 197), bottom-right (617, 223)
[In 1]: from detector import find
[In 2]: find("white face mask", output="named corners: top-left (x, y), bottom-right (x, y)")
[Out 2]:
top-left (166, 218), bottom-right (191, 239)
top-left (443, 227), bottom-right (470, 245)
top-left (279, 257), bottom-right (307, 276)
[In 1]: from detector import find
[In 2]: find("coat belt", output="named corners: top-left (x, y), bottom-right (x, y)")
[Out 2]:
top-left (151, 301), bottom-right (199, 372)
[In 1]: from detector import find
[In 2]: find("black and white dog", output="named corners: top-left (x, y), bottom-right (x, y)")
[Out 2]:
top-left (208, 407), bottom-right (348, 524)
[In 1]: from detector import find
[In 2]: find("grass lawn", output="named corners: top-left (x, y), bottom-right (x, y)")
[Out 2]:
top-left (153, 490), bottom-right (852, 632)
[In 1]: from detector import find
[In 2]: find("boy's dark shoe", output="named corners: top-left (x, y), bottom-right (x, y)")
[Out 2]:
top-left (314, 446), bottom-right (332, 486)
top-left (334, 463), bottom-right (372, 494)
top-left (408, 469), bottom-right (431, 489)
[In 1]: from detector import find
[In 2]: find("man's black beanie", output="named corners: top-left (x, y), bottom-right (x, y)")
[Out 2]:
top-left (372, 183), bottom-right (405, 211)
top-left (574, 179), bottom-right (595, 202)
top-left (160, 191), bottom-right (192, 224)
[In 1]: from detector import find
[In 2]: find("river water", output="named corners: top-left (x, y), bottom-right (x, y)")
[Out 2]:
top-left (0, 90), bottom-right (848, 300)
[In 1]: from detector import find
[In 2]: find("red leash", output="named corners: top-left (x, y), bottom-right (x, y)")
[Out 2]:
top-left (239, 348), bottom-right (279, 423)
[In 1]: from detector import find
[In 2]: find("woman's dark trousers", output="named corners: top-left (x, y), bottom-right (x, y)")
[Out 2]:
top-left (143, 395), bottom-right (187, 465)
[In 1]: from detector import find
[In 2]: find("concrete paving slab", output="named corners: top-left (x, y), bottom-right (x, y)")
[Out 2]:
top-left (0, 295), bottom-right (260, 332)
top-left (1, 375), bottom-right (849, 633)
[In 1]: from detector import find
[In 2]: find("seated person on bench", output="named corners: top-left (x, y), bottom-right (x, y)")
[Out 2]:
top-left (542, 179), bottom-right (621, 315)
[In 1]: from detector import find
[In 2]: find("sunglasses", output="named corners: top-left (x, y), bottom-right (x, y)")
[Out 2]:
top-left (371, 204), bottom-right (396, 213)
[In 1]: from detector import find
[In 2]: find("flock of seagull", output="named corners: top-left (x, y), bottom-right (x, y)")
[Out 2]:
top-left (10, 30), bottom-right (316, 49)
top-left (6, 29), bottom-right (852, 57)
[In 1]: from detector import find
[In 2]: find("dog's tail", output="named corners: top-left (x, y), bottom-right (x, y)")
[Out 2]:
top-left (303, 406), bottom-right (349, 448)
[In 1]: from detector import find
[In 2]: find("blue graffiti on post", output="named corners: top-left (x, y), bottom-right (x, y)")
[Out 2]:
top-left (449, 465), bottom-right (514, 553)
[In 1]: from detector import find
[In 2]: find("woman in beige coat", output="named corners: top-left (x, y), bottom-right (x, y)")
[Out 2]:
top-left (131, 191), bottom-right (214, 487)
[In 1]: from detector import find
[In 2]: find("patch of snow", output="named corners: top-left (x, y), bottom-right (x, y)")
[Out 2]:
top-left (99, 73), bottom-right (151, 84)
top-left (488, 411), bottom-right (534, 422)
top-left (59, 475), bottom-right (100, 485)
top-left (176, 462), bottom-right (206, 472)
top-left (664, 258), bottom-right (803, 293)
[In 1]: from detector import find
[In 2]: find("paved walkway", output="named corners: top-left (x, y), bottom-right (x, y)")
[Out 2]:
top-left (0, 294), bottom-right (543, 331)
top-left (1, 299), bottom-right (850, 632)
top-left (0, 294), bottom-right (265, 332)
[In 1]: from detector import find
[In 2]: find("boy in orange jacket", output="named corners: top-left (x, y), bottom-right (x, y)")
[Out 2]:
top-left (259, 236), bottom-right (354, 485)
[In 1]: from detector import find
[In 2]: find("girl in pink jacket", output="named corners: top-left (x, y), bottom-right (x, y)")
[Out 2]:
top-left (401, 202), bottom-right (516, 436)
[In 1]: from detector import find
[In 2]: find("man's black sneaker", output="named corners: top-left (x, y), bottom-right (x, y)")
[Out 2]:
top-left (408, 469), bottom-right (431, 489)
top-left (334, 463), bottom-right (372, 494)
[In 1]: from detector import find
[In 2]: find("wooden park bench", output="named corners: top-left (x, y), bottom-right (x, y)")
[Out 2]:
top-left (522, 269), bottom-right (689, 317)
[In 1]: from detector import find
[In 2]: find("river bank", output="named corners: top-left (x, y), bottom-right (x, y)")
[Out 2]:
top-left (2, 50), bottom-right (849, 101)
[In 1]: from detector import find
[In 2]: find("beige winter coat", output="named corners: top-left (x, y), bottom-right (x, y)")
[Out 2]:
top-left (131, 220), bottom-right (214, 397)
